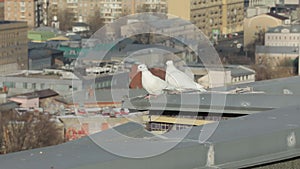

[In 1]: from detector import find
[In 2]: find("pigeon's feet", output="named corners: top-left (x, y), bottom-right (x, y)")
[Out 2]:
top-left (144, 94), bottom-right (157, 99)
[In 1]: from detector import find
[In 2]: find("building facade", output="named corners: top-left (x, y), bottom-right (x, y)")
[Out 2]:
top-left (255, 25), bottom-right (300, 66)
top-left (243, 13), bottom-right (288, 51)
top-left (142, 0), bottom-right (167, 13)
top-left (100, 0), bottom-right (123, 24)
top-left (5, 0), bottom-right (36, 28)
top-left (4, 0), bottom-right (48, 28)
top-left (122, 0), bottom-right (144, 14)
top-left (48, 0), bottom-right (102, 24)
top-left (255, 45), bottom-right (299, 66)
top-left (0, 21), bottom-right (28, 74)
top-left (265, 25), bottom-right (300, 47)
top-left (0, 0), bottom-right (4, 20)
top-left (248, 0), bottom-right (276, 7)
top-left (167, 0), bottom-right (244, 37)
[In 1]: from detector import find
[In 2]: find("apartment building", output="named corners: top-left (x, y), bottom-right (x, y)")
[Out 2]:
top-left (4, 0), bottom-right (49, 28)
top-left (168, 0), bottom-right (244, 37)
top-left (248, 0), bottom-right (276, 7)
top-left (122, 0), bottom-right (143, 14)
top-left (48, 0), bottom-right (122, 29)
top-left (100, 0), bottom-right (123, 24)
top-left (5, 0), bottom-right (35, 28)
top-left (0, 0), bottom-right (4, 20)
top-left (49, 0), bottom-right (101, 23)
top-left (142, 0), bottom-right (167, 13)
top-left (0, 21), bottom-right (28, 74)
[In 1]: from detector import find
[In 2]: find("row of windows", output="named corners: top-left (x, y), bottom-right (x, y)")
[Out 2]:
top-left (2, 82), bottom-right (77, 91)
top-left (193, 11), bottom-right (221, 18)
top-left (258, 56), bottom-right (295, 61)
top-left (192, 0), bottom-right (220, 6)
top-left (232, 75), bottom-right (251, 82)
top-left (95, 81), bottom-right (111, 89)
top-left (150, 123), bottom-right (172, 131)
top-left (266, 35), bottom-right (300, 41)
top-left (266, 43), bottom-right (300, 47)
top-left (0, 32), bottom-right (24, 39)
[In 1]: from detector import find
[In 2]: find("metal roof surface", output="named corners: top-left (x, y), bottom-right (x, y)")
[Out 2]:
top-left (124, 92), bottom-right (300, 114)
top-left (0, 105), bottom-right (300, 169)
top-left (256, 45), bottom-right (299, 55)
top-left (218, 76), bottom-right (300, 95)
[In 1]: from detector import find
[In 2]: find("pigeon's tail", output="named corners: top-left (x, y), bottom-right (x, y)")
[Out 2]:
top-left (195, 83), bottom-right (207, 92)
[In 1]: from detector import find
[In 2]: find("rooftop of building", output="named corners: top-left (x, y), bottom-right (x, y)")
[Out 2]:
top-left (10, 72), bottom-right (64, 80)
top-left (147, 17), bottom-right (191, 29)
top-left (267, 24), bottom-right (300, 33)
top-left (0, 101), bottom-right (20, 111)
top-left (125, 91), bottom-right (300, 114)
top-left (227, 65), bottom-right (256, 77)
top-left (187, 64), bottom-right (256, 77)
top-left (266, 12), bottom-right (289, 20)
top-left (1, 70), bottom-right (79, 81)
top-left (217, 75), bottom-right (300, 95)
top-left (29, 48), bottom-right (63, 60)
top-left (0, 20), bottom-right (27, 24)
top-left (61, 89), bottom-right (147, 105)
top-left (256, 45), bottom-right (299, 54)
top-left (73, 22), bottom-right (90, 27)
top-left (33, 26), bottom-right (62, 35)
top-left (1, 105), bottom-right (299, 169)
top-left (9, 89), bottom-right (59, 100)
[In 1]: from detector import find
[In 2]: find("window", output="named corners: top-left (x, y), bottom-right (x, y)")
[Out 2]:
top-left (32, 83), bottom-right (36, 89)
top-left (23, 82), bottom-right (27, 89)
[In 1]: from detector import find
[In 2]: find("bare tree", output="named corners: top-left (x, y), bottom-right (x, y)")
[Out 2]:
top-left (87, 10), bottom-right (104, 33)
top-left (57, 9), bottom-right (74, 31)
top-left (0, 110), bottom-right (63, 154)
top-left (251, 57), bottom-right (295, 81)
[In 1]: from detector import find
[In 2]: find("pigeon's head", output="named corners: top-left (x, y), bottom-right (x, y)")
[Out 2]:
top-left (137, 64), bottom-right (148, 72)
top-left (166, 60), bottom-right (174, 66)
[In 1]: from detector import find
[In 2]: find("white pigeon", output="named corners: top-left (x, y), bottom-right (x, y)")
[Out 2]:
top-left (137, 64), bottom-right (175, 95)
top-left (165, 60), bottom-right (206, 92)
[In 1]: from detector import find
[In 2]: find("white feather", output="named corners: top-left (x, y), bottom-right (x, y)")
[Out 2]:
top-left (137, 64), bottom-right (175, 95)
top-left (165, 60), bottom-right (206, 92)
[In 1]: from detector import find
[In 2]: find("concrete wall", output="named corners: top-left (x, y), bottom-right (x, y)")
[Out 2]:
top-left (246, 7), bottom-right (270, 17)
top-left (9, 97), bottom-right (39, 108)
top-left (167, 0), bottom-right (190, 20)
top-left (255, 52), bottom-right (298, 66)
top-left (29, 57), bottom-right (52, 70)
top-left (0, 63), bottom-right (19, 75)
top-left (0, 76), bottom-right (82, 95)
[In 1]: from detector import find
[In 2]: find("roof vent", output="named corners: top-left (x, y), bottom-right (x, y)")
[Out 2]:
top-left (292, 28), bottom-right (298, 32)
top-left (283, 89), bottom-right (293, 94)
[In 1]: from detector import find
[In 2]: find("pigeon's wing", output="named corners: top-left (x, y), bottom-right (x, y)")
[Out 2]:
top-left (166, 66), bottom-right (206, 91)
top-left (142, 71), bottom-right (171, 95)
